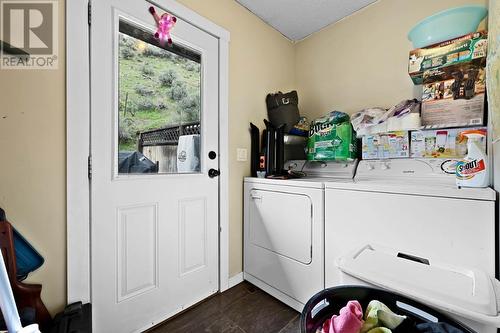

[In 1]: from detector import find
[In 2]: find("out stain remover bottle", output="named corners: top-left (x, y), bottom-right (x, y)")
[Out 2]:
top-left (456, 129), bottom-right (489, 188)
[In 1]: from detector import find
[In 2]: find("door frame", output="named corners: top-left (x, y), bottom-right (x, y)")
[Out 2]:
top-left (66, 0), bottom-right (230, 304)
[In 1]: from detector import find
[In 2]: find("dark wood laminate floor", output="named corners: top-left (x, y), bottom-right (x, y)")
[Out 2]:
top-left (147, 281), bottom-right (300, 333)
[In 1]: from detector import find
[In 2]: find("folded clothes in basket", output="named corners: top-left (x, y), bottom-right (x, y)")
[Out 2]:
top-left (317, 300), bottom-right (405, 333)
top-left (378, 315), bottom-right (466, 333)
top-left (320, 300), bottom-right (364, 333)
top-left (316, 299), bottom-right (466, 333)
top-left (361, 300), bottom-right (406, 332)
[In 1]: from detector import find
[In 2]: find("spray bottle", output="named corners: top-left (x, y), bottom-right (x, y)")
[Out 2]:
top-left (455, 129), bottom-right (488, 188)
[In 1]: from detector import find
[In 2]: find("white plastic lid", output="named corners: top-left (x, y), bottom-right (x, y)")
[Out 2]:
top-left (337, 245), bottom-right (500, 327)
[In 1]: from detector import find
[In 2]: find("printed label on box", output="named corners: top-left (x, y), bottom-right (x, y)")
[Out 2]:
top-left (421, 60), bottom-right (486, 128)
top-left (410, 127), bottom-right (486, 158)
top-left (362, 131), bottom-right (409, 160)
top-left (408, 31), bottom-right (488, 84)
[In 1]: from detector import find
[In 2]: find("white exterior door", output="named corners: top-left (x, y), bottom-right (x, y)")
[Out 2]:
top-left (90, 0), bottom-right (220, 331)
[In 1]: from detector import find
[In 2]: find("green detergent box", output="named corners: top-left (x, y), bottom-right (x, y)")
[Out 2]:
top-left (307, 112), bottom-right (357, 161)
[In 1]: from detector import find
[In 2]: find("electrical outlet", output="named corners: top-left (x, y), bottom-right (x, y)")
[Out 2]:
top-left (236, 148), bottom-right (248, 162)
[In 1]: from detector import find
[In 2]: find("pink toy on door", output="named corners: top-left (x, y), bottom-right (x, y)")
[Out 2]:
top-left (149, 6), bottom-right (177, 45)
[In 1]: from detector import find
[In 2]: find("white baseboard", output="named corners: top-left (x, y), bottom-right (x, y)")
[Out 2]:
top-left (227, 272), bottom-right (244, 289)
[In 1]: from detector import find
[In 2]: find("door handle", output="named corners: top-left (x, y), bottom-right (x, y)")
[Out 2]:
top-left (208, 168), bottom-right (220, 178)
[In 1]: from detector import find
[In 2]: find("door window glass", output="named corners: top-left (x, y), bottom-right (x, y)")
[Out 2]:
top-left (117, 19), bottom-right (202, 174)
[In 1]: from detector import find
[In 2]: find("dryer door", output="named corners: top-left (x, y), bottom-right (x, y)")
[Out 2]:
top-left (244, 182), bottom-right (323, 309)
top-left (248, 189), bottom-right (312, 264)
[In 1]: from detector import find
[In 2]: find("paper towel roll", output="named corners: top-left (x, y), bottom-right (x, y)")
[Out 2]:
top-left (387, 113), bottom-right (421, 131)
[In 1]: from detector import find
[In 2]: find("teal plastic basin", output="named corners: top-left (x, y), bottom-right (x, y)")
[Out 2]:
top-left (408, 5), bottom-right (488, 49)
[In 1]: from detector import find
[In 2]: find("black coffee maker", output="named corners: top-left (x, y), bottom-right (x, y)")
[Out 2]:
top-left (249, 121), bottom-right (285, 177)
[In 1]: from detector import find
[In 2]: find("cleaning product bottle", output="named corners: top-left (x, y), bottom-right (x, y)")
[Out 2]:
top-left (456, 130), bottom-right (488, 188)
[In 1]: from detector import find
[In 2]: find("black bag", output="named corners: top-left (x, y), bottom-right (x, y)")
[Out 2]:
top-left (266, 91), bottom-right (300, 133)
top-left (50, 302), bottom-right (92, 333)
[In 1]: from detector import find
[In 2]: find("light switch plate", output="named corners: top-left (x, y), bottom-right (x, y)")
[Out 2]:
top-left (236, 148), bottom-right (248, 162)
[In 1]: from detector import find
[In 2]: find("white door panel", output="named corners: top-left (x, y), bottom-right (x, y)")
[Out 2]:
top-left (179, 197), bottom-right (208, 275)
top-left (116, 203), bottom-right (159, 302)
top-left (90, 0), bottom-right (219, 331)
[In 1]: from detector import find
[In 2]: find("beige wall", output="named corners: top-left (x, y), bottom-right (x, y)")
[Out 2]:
top-left (0, 1), bottom-right (66, 314)
top-left (295, 0), bottom-right (488, 119)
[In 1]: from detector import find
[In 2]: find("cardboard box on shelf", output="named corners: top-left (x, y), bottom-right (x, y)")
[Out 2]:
top-left (410, 127), bottom-right (487, 158)
top-left (421, 59), bottom-right (486, 128)
top-left (408, 31), bottom-right (488, 85)
top-left (362, 131), bottom-right (409, 160)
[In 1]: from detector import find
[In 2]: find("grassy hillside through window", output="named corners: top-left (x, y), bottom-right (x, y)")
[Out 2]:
top-left (118, 33), bottom-right (201, 151)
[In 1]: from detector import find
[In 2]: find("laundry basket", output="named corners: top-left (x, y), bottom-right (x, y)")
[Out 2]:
top-left (300, 286), bottom-right (475, 333)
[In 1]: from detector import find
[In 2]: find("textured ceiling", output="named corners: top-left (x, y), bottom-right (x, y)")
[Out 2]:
top-left (236, 0), bottom-right (378, 41)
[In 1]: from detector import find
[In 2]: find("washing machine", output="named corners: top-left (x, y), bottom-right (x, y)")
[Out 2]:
top-left (243, 160), bottom-right (357, 311)
top-left (324, 158), bottom-right (499, 332)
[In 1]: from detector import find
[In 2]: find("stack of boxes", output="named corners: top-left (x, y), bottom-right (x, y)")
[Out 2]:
top-left (361, 31), bottom-right (488, 160)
